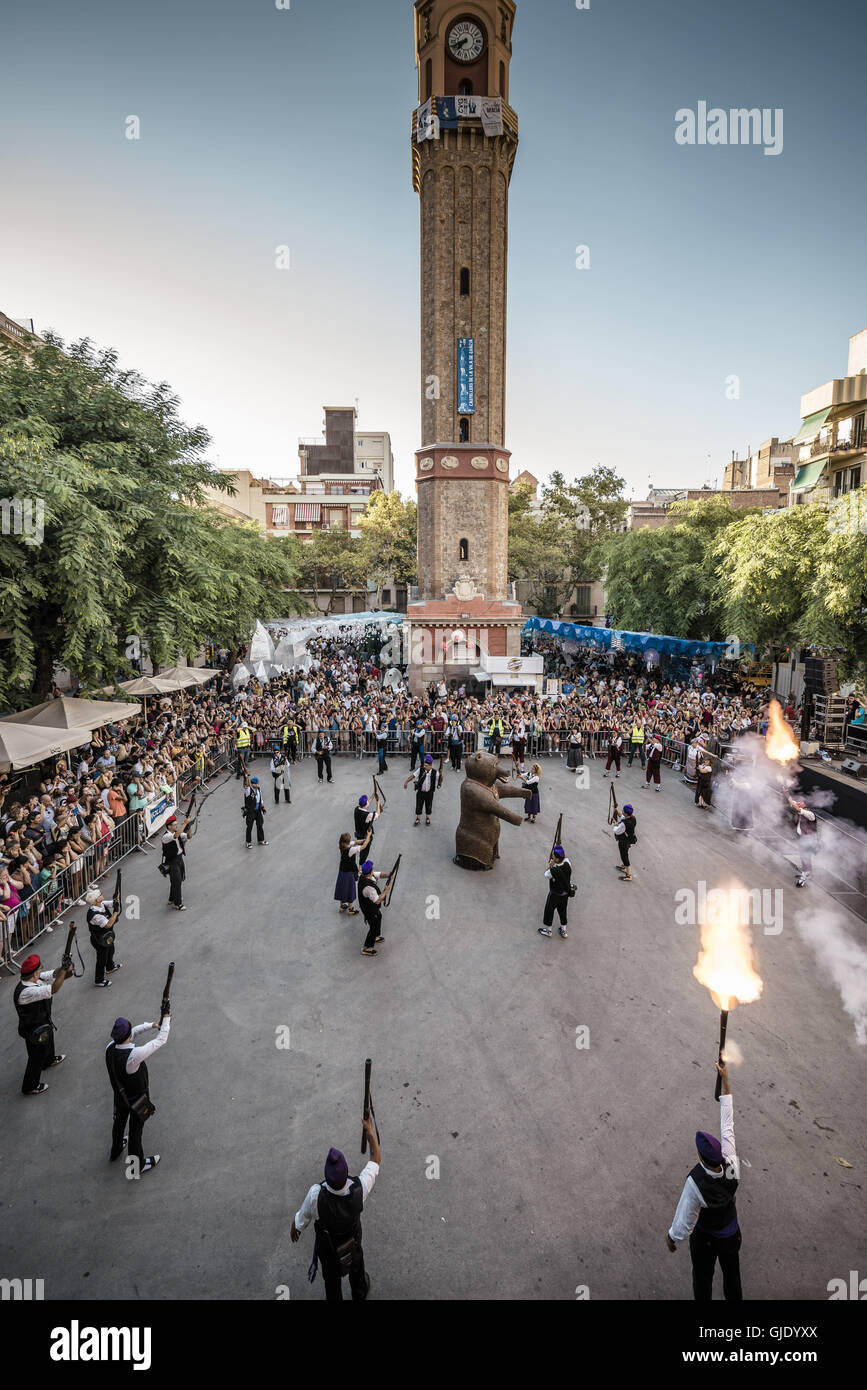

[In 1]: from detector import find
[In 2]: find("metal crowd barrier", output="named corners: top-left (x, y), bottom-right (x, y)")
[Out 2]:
top-left (0, 735), bottom-right (238, 974)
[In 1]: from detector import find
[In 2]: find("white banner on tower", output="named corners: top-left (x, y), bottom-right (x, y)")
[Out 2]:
top-left (480, 98), bottom-right (504, 136)
top-left (416, 99), bottom-right (435, 142)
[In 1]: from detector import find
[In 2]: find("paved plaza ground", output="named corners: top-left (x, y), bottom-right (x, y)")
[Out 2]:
top-left (2, 751), bottom-right (865, 1301)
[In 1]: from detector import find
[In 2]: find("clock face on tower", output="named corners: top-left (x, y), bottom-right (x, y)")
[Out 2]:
top-left (448, 18), bottom-right (485, 63)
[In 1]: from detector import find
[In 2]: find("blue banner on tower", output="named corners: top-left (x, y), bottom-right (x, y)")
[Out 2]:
top-left (436, 97), bottom-right (459, 130)
top-left (457, 338), bottom-right (475, 414)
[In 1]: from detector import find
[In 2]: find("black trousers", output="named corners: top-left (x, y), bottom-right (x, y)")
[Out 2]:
top-left (22, 1035), bottom-right (54, 1093)
top-left (415, 786), bottom-right (435, 816)
top-left (273, 784), bottom-right (290, 803)
top-left (320, 1240), bottom-right (368, 1302)
top-left (316, 753), bottom-right (332, 781)
top-left (93, 939), bottom-right (116, 984)
top-left (450, 745), bottom-right (463, 770)
top-left (110, 1096), bottom-right (147, 1163)
top-left (543, 892), bottom-right (568, 927)
top-left (235, 749), bottom-right (249, 777)
top-left (689, 1228), bottom-right (743, 1301)
top-left (167, 857), bottom-right (185, 906)
top-left (410, 744), bottom-right (424, 771)
top-left (606, 749), bottom-right (621, 771)
top-left (490, 736), bottom-right (502, 755)
top-left (617, 837), bottom-right (631, 868)
top-left (245, 809), bottom-right (266, 844)
top-left (513, 740), bottom-right (526, 764)
top-left (285, 737), bottom-right (297, 763)
top-left (362, 909), bottom-right (382, 950)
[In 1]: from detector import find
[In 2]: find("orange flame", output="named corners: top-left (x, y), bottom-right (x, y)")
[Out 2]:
top-left (765, 699), bottom-right (799, 765)
top-left (693, 885), bottom-right (764, 1013)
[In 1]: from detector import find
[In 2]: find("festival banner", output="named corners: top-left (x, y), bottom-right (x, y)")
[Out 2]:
top-left (457, 337), bottom-right (475, 414)
top-left (145, 784), bottom-right (178, 838)
top-left (416, 98), bottom-right (435, 142)
top-left (480, 97), bottom-right (504, 136)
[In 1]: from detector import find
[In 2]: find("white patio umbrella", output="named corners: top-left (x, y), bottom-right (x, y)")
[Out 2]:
top-left (0, 721), bottom-right (91, 772)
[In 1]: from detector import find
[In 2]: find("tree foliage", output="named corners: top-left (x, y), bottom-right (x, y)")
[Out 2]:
top-left (0, 335), bottom-right (305, 702)
top-left (356, 490), bottom-right (418, 607)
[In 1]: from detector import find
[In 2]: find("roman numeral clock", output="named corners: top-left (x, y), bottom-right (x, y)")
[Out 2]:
top-left (408, 2), bottom-right (524, 695)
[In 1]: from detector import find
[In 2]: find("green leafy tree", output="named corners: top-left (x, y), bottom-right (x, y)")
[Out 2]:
top-left (0, 335), bottom-right (305, 701)
top-left (604, 497), bottom-right (744, 639)
top-left (356, 491), bottom-right (417, 608)
top-left (295, 527), bottom-right (365, 615)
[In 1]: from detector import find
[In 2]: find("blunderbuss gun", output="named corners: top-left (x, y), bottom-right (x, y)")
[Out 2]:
top-left (714, 1010), bottom-right (728, 1101)
top-left (372, 775), bottom-right (387, 811)
top-left (60, 920), bottom-right (84, 977)
top-left (607, 783), bottom-right (620, 826)
top-left (384, 853), bottom-right (401, 908)
top-left (160, 961), bottom-right (175, 1024)
top-left (550, 812), bottom-right (563, 862)
top-left (361, 1057), bottom-right (381, 1155)
top-left (437, 749), bottom-right (444, 789)
top-left (112, 867), bottom-right (122, 916)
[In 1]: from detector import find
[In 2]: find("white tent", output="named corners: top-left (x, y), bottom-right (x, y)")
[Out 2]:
top-left (0, 721), bottom-right (91, 772)
top-left (3, 696), bottom-right (141, 730)
top-left (248, 621), bottom-right (276, 664)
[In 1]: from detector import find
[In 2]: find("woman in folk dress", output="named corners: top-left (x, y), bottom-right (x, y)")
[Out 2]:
top-left (522, 763), bottom-right (542, 824)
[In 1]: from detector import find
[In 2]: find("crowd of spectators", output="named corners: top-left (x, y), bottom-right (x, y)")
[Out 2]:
top-left (1, 621), bottom-right (772, 962)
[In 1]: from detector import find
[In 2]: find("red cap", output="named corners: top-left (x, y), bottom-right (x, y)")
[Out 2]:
top-left (21, 954), bottom-right (41, 975)
top-left (166, 814), bottom-right (177, 824)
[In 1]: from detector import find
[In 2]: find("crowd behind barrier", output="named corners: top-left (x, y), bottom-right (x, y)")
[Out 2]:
top-left (0, 733), bottom-right (236, 972)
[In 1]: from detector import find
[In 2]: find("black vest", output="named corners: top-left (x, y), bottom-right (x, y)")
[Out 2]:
top-left (623, 814), bottom-right (637, 842)
top-left (689, 1163), bottom-right (739, 1235)
top-left (106, 1041), bottom-right (148, 1101)
top-left (315, 1176), bottom-right (363, 1242)
top-left (14, 980), bottom-right (51, 1039)
top-left (354, 807), bottom-right (372, 839)
top-left (358, 874), bottom-right (381, 926)
top-left (339, 848), bottom-right (360, 877)
top-left (87, 904), bottom-right (114, 947)
top-left (548, 861), bottom-right (572, 896)
top-left (162, 836), bottom-right (182, 864)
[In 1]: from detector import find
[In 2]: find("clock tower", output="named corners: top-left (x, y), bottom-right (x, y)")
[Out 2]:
top-left (407, 0), bottom-right (523, 692)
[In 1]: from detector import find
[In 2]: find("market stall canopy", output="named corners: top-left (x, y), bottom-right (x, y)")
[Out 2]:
top-left (111, 676), bottom-right (186, 696)
top-left (2, 695), bottom-right (141, 730)
top-left (0, 721), bottom-right (91, 772)
top-left (155, 666), bottom-right (220, 688)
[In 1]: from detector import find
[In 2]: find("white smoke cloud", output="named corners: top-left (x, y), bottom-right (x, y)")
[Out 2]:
top-left (793, 908), bottom-right (867, 1046)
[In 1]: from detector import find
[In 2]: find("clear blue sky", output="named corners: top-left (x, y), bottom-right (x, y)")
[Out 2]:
top-left (2, 0), bottom-right (865, 498)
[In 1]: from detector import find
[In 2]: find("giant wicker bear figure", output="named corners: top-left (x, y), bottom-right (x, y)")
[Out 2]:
top-left (454, 750), bottom-right (525, 870)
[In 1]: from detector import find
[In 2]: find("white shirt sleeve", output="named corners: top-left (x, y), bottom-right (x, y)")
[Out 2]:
top-left (294, 1183), bottom-right (322, 1232)
top-left (719, 1093), bottom-right (739, 1178)
top-left (126, 1016), bottom-right (171, 1073)
top-left (358, 1160), bottom-right (379, 1202)
top-left (613, 821), bottom-right (626, 837)
top-left (668, 1175), bottom-right (705, 1242)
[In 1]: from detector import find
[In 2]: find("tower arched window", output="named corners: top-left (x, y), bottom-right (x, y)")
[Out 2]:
top-left (459, 539), bottom-right (469, 563)
top-left (460, 267), bottom-right (470, 296)
top-left (459, 417), bottom-right (470, 442)
top-left (459, 79), bottom-right (474, 97)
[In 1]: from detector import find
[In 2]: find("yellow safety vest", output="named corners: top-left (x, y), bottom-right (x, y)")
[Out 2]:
top-left (631, 726), bottom-right (645, 744)
top-left (490, 720), bottom-right (503, 736)
top-left (236, 728), bottom-right (251, 750)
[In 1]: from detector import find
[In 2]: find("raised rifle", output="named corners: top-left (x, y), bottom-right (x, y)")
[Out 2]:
top-left (61, 920), bottom-right (83, 977)
top-left (160, 961), bottom-right (175, 1023)
top-left (360, 1057), bottom-right (381, 1154)
top-left (384, 853), bottom-right (401, 908)
top-left (550, 812), bottom-right (563, 861)
top-left (112, 867), bottom-right (122, 916)
top-left (607, 783), bottom-right (620, 826)
top-left (372, 774), bottom-right (387, 810)
top-left (437, 749), bottom-right (444, 789)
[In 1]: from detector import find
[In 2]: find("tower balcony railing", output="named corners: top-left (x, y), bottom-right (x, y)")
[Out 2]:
top-left (411, 98), bottom-right (518, 141)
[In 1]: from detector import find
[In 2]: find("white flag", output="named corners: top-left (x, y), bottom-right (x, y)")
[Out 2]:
top-left (416, 98), bottom-right (434, 142)
top-left (480, 97), bottom-right (504, 136)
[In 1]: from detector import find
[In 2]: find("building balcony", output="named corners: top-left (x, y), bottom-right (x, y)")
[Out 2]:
top-left (806, 436), bottom-right (866, 460)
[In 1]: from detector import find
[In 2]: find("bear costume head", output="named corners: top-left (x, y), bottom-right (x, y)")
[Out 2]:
top-left (465, 750), bottom-right (513, 787)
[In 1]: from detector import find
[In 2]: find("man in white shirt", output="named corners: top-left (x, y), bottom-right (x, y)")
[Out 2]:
top-left (290, 1119), bottom-right (381, 1301)
top-left (666, 1063), bottom-right (742, 1301)
top-left (106, 1014), bottom-right (171, 1173)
